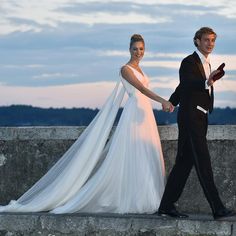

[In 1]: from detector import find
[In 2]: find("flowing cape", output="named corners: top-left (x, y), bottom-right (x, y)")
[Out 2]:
top-left (0, 81), bottom-right (125, 212)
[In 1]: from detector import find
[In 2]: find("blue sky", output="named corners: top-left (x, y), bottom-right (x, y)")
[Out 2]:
top-left (0, 0), bottom-right (236, 109)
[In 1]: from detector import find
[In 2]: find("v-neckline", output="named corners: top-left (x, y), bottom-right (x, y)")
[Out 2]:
top-left (126, 64), bottom-right (145, 77)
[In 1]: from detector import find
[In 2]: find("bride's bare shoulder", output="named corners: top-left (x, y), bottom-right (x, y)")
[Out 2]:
top-left (120, 64), bottom-right (132, 77)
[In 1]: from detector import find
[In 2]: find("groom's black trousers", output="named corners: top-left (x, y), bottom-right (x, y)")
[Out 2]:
top-left (159, 111), bottom-right (224, 214)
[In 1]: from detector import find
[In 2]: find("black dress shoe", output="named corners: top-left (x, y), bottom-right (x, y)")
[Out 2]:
top-left (157, 208), bottom-right (188, 218)
top-left (213, 208), bottom-right (236, 220)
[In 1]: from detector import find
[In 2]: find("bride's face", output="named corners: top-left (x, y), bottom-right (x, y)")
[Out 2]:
top-left (130, 42), bottom-right (145, 62)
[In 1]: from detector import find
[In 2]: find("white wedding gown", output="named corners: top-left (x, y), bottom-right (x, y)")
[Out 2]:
top-left (0, 65), bottom-right (165, 214)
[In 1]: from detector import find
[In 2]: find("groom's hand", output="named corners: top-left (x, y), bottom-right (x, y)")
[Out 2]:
top-left (169, 103), bottom-right (175, 112)
top-left (207, 69), bottom-right (220, 86)
top-left (162, 101), bottom-right (174, 113)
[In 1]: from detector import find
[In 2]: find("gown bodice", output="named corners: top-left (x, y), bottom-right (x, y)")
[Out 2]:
top-left (121, 65), bottom-right (149, 97)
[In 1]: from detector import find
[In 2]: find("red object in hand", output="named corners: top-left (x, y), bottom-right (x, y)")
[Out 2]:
top-left (212, 63), bottom-right (225, 81)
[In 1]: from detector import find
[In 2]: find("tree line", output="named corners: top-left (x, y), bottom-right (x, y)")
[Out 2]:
top-left (0, 105), bottom-right (235, 126)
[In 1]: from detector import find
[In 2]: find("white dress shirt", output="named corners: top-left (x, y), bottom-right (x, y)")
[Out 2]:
top-left (195, 50), bottom-right (211, 90)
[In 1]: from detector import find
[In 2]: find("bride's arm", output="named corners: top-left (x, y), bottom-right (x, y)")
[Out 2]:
top-left (121, 66), bottom-right (172, 109)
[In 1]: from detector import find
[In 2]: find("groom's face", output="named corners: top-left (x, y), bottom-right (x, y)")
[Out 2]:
top-left (196, 33), bottom-right (216, 57)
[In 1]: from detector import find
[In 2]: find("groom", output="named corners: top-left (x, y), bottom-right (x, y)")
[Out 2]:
top-left (158, 27), bottom-right (236, 220)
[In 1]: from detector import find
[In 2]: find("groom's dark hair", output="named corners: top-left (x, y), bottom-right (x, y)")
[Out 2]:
top-left (193, 27), bottom-right (217, 47)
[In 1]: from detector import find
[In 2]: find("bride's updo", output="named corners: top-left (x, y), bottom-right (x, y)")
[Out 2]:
top-left (130, 34), bottom-right (145, 48)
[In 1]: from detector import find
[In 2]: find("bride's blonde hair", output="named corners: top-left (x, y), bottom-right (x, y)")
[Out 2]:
top-left (130, 34), bottom-right (145, 49)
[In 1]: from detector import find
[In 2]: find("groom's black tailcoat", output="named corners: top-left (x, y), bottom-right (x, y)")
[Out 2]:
top-left (159, 52), bottom-right (224, 213)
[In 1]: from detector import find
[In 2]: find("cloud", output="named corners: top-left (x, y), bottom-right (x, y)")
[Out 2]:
top-left (214, 79), bottom-right (236, 92)
top-left (32, 72), bottom-right (78, 80)
top-left (1, 78), bottom-right (235, 109)
top-left (211, 54), bottom-right (236, 71)
top-left (0, 82), bottom-right (118, 109)
top-left (0, 64), bottom-right (45, 69)
top-left (1, 0), bottom-right (236, 36)
top-left (0, 1), bottom-right (171, 36)
top-left (142, 60), bottom-right (181, 70)
top-left (61, 12), bottom-right (170, 25)
top-left (0, 17), bottom-right (41, 35)
top-left (100, 50), bottom-right (186, 59)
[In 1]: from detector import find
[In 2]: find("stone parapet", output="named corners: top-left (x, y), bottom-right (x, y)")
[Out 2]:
top-left (0, 125), bottom-right (236, 140)
top-left (0, 126), bottom-right (236, 215)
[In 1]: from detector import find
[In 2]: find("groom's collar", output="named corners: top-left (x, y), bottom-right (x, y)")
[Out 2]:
top-left (195, 50), bottom-right (211, 64)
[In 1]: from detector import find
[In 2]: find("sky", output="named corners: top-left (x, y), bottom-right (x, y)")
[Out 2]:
top-left (0, 0), bottom-right (236, 109)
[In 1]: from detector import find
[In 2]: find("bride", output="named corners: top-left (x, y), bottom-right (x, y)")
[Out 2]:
top-left (0, 34), bottom-right (173, 214)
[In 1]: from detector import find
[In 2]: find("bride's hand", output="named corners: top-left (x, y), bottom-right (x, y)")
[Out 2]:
top-left (162, 100), bottom-right (174, 113)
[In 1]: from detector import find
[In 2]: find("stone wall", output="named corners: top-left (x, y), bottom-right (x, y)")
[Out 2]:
top-left (0, 125), bottom-right (235, 214)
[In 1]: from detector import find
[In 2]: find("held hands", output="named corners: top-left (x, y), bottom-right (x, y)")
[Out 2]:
top-left (162, 100), bottom-right (174, 113)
